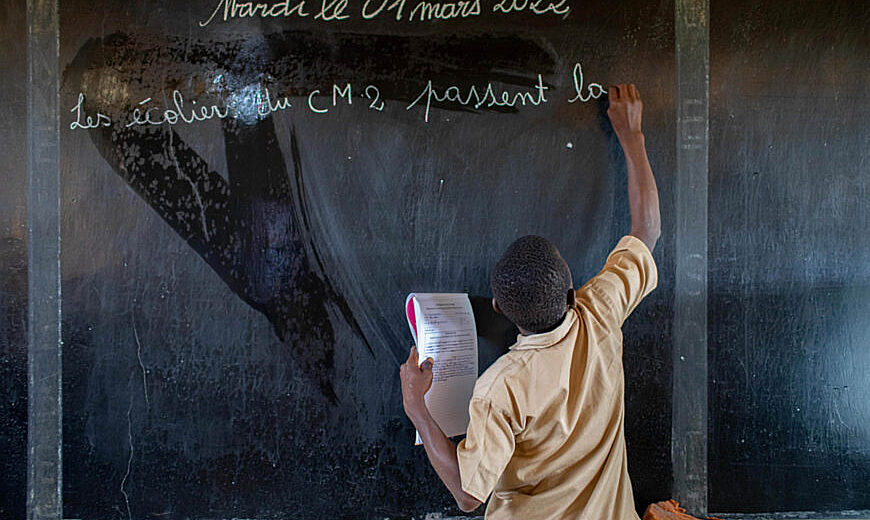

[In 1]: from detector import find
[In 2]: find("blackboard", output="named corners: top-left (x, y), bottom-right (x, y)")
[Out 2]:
top-left (708, 0), bottom-right (870, 512)
top-left (56, 0), bottom-right (675, 517)
top-left (3, 0), bottom-right (868, 518)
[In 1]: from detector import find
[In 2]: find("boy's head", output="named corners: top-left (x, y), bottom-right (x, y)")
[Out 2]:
top-left (491, 235), bottom-right (574, 334)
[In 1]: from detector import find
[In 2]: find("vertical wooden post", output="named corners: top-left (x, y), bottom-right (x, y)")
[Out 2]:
top-left (673, 0), bottom-right (709, 513)
top-left (26, 0), bottom-right (62, 518)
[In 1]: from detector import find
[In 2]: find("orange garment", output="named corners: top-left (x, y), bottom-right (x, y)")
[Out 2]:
top-left (642, 500), bottom-right (722, 520)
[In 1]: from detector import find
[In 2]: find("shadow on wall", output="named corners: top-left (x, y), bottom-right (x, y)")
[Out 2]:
top-left (63, 29), bottom-right (553, 402)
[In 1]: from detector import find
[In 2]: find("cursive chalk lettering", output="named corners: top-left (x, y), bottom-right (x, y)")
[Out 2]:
top-left (315, 0), bottom-right (349, 20)
top-left (361, 0), bottom-right (408, 19)
top-left (568, 62), bottom-right (607, 103)
top-left (69, 93), bottom-right (111, 130)
top-left (126, 93), bottom-right (229, 128)
top-left (199, 0), bottom-right (309, 26)
top-left (126, 97), bottom-right (164, 127)
top-left (69, 68), bottom-right (603, 130)
top-left (409, 0), bottom-right (480, 20)
top-left (255, 89), bottom-right (293, 116)
top-left (492, 0), bottom-right (570, 16)
top-left (406, 74), bottom-right (549, 122)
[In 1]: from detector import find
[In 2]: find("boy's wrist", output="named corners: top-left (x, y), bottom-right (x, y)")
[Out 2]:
top-left (404, 400), bottom-right (431, 426)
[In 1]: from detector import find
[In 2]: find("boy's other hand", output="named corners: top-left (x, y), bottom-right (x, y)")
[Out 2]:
top-left (400, 345), bottom-right (434, 422)
top-left (607, 84), bottom-right (644, 145)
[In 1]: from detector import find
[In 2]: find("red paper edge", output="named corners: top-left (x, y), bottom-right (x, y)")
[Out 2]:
top-left (406, 297), bottom-right (417, 337)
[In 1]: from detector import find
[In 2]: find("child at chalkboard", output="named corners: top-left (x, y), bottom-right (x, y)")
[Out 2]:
top-left (400, 84), bottom-right (661, 520)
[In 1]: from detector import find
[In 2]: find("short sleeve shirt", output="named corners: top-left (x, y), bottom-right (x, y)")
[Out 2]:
top-left (456, 235), bottom-right (657, 520)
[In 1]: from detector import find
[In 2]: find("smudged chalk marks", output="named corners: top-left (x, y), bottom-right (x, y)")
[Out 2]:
top-left (60, 29), bottom-right (568, 400)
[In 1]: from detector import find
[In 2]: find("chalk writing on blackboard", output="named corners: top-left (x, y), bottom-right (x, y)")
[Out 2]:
top-left (568, 62), bottom-right (607, 103)
top-left (405, 74), bottom-right (549, 123)
top-left (200, 0), bottom-right (311, 26)
top-left (69, 62), bottom-right (604, 129)
top-left (69, 93), bottom-right (111, 130)
top-left (361, 0), bottom-right (481, 20)
top-left (125, 93), bottom-right (230, 128)
top-left (198, 0), bottom-right (570, 26)
top-left (491, 0), bottom-right (569, 16)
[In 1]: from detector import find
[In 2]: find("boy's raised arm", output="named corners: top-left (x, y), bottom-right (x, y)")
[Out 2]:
top-left (607, 84), bottom-right (661, 252)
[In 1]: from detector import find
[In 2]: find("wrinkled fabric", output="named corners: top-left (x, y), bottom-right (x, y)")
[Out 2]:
top-left (457, 236), bottom-right (657, 519)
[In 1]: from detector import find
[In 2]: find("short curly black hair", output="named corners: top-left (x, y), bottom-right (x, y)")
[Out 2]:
top-left (491, 235), bottom-right (573, 333)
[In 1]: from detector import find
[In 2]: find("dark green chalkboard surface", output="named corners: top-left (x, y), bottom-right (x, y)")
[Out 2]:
top-left (3, 0), bottom-right (869, 518)
top-left (708, 0), bottom-right (870, 512)
top-left (57, 0), bottom-right (675, 517)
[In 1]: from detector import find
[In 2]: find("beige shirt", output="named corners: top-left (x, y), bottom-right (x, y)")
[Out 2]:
top-left (457, 236), bottom-right (657, 520)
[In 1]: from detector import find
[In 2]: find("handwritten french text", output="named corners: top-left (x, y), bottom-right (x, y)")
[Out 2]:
top-left (406, 74), bottom-right (549, 122)
top-left (568, 62), bottom-right (607, 103)
top-left (70, 63), bottom-right (605, 130)
top-left (69, 93), bottom-right (111, 130)
top-left (199, 0), bottom-right (311, 27)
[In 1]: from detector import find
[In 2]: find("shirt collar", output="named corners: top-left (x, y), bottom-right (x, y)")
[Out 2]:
top-left (510, 309), bottom-right (577, 351)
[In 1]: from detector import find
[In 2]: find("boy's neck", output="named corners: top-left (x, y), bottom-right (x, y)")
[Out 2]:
top-left (518, 309), bottom-right (569, 336)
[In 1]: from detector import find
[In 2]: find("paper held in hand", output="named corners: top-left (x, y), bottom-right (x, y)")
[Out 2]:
top-left (405, 293), bottom-right (478, 445)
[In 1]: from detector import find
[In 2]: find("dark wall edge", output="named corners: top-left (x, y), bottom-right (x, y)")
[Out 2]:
top-left (672, 0), bottom-right (709, 514)
top-left (26, 0), bottom-right (62, 519)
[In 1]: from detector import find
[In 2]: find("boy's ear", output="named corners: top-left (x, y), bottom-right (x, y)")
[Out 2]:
top-left (566, 288), bottom-right (576, 308)
top-left (492, 298), bottom-right (502, 315)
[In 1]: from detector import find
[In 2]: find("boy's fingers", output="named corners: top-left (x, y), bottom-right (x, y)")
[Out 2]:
top-left (408, 345), bottom-right (419, 365)
top-left (609, 85), bottom-right (620, 99)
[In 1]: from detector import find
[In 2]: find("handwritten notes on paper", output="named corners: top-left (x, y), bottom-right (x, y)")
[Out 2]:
top-left (406, 293), bottom-right (478, 444)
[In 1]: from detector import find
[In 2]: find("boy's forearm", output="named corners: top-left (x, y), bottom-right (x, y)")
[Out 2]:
top-left (408, 408), bottom-right (482, 512)
top-left (620, 133), bottom-right (661, 250)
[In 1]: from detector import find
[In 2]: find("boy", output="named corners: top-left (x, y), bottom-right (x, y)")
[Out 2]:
top-left (400, 84), bottom-right (660, 519)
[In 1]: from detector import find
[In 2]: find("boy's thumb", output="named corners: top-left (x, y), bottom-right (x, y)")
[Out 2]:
top-left (422, 358), bottom-right (434, 371)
